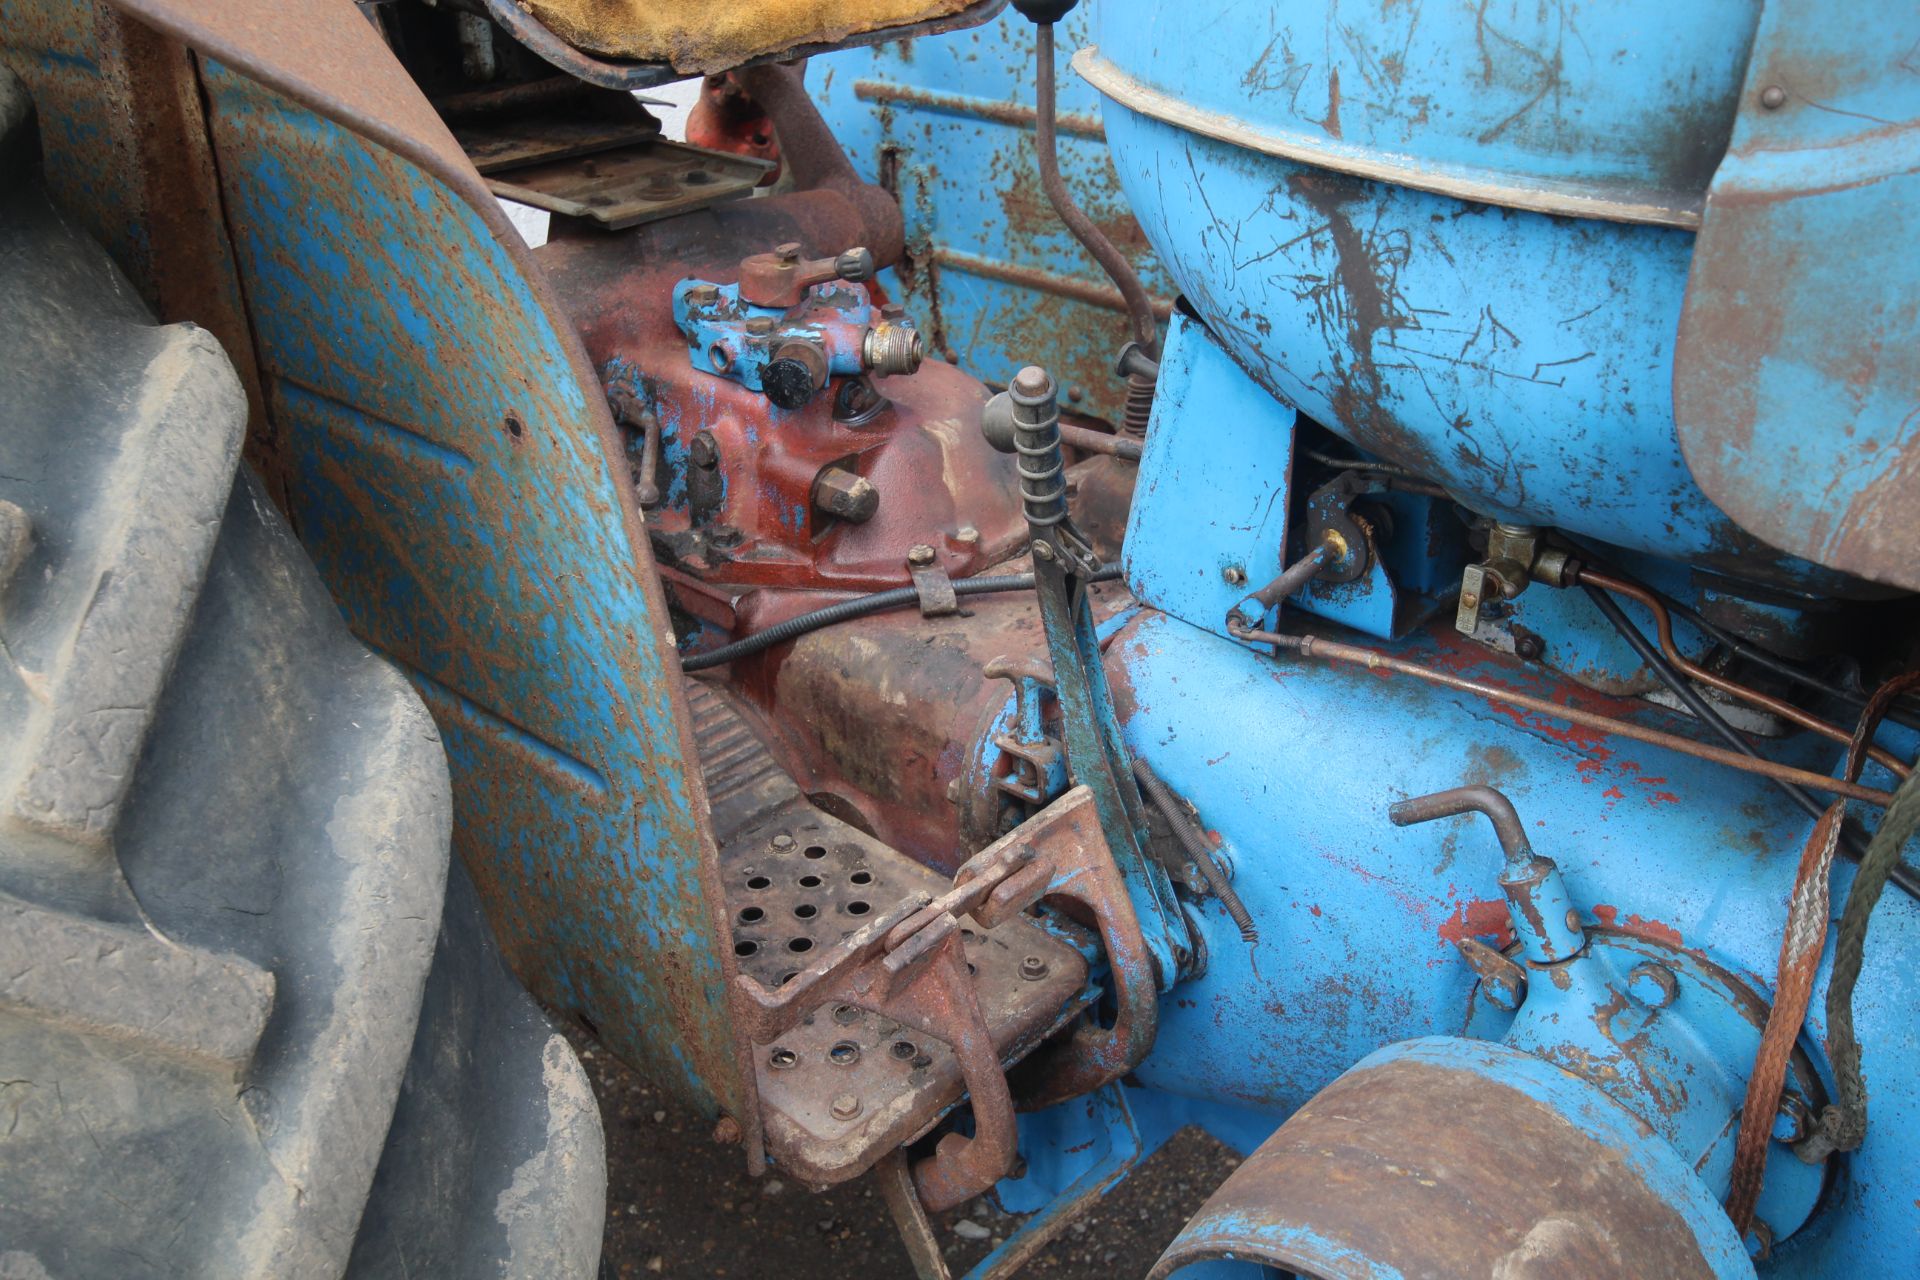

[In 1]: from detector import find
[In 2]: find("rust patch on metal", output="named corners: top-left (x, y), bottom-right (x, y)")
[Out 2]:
top-left (1151, 1052), bottom-right (1723, 1280)
top-left (691, 682), bottom-right (1086, 1204)
top-left (855, 78), bottom-right (1105, 139)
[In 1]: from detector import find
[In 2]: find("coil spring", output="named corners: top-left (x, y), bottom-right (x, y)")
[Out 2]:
top-left (1122, 371), bottom-right (1155, 439)
top-left (1012, 387), bottom-right (1067, 528)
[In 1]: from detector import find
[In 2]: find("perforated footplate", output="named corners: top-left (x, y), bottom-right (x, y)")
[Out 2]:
top-left (687, 682), bottom-right (1087, 1187)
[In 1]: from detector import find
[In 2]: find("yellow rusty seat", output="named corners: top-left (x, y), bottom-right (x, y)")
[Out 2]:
top-left (520, 0), bottom-right (979, 73)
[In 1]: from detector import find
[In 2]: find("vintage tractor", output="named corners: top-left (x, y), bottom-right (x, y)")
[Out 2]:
top-left (3, 0), bottom-right (1917, 1276)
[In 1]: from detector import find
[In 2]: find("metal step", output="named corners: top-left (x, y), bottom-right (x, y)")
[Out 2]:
top-left (686, 681), bottom-right (1087, 1188)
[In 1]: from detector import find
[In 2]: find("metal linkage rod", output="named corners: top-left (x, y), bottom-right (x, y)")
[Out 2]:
top-left (1132, 759), bottom-right (1257, 942)
top-left (1034, 23), bottom-right (1159, 358)
top-left (1228, 624), bottom-right (1895, 808)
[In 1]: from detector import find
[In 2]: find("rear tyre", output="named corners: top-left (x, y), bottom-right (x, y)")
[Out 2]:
top-left (0, 67), bottom-right (603, 1278)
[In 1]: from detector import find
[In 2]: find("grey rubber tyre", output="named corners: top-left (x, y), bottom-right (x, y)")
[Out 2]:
top-left (0, 68), bottom-right (604, 1279)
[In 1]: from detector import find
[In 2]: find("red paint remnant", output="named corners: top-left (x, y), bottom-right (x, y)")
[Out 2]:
top-left (1436, 897), bottom-right (1516, 949)
top-left (1591, 905), bottom-right (1684, 948)
top-left (1309, 904), bottom-right (1323, 917)
top-left (1603, 785), bottom-right (1625, 800)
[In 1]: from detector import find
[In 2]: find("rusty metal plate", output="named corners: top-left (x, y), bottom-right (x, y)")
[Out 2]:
top-left (688, 683), bottom-right (1086, 1188)
top-left (452, 112), bottom-right (662, 175)
top-left (1672, 0), bottom-right (1920, 591)
top-left (1149, 1037), bottom-right (1748, 1280)
top-left (102, 0), bottom-right (754, 1146)
top-left (486, 137), bottom-right (770, 230)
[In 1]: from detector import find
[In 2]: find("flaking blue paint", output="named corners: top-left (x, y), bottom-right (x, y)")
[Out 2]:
top-left (196, 62), bottom-right (738, 1115)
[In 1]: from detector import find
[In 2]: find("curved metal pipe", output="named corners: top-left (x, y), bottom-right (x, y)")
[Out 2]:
top-left (1389, 785), bottom-right (1534, 876)
top-left (734, 63), bottom-right (905, 267)
top-left (1035, 24), bottom-right (1159, 357)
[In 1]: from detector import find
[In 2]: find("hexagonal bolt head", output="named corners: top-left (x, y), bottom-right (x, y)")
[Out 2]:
top-left (745, 316), bottom-right (777, 336)
top-left (775, 242), bottom-right (803, 262)
top-left (906, 544), bottom-right (937, 569)
top-left (688, 432), bottom-right (720, 469)
top-left (814, 468), bottom-right (879, 524)
top-left (1773, 1092), bottom-right (1813, 1143)
top-left (830, 1093), bottom-right (862, 1121)
top-left (687, 283), bottom-right (721, 307)
top-left (1019, 955), bottom-right (1049, 981)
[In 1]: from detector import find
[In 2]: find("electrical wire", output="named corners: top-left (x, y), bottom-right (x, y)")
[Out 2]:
top-left (1582, 569), bottom-right (1909, 778)
top-left (1559, 538), bottom-right (1920, 732)
top-left (1584, 586), bottom-right (1919, 901)
top-left (680, 564), bottom-right (1124, 672)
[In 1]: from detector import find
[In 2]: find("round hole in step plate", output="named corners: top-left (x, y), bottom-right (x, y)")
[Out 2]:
top-left (849, 870), bottom-right (873, 886)
top-left (798, 874), bottom-right (822, 889)
top-left (738, 906), bottom-right (765, 924)
top-left (734, 940), bottom-right (758, 957)
top-left (828, 1041), bottom-right (861, 1066)
top-left (803, 845), bottom-right (828, 860)
top-left (846, 901), bottom-right (871, 916)
top-left (789, 937), bottom-right (814, 953)
top-left (769, 1047), bottom-right (798, 1069)
top-left (794, 903), bottom-right (818, 920)
top-left (746, 875), bottom-right (771, 890)
top-left (890, 1040), bottom-right (917, 1061)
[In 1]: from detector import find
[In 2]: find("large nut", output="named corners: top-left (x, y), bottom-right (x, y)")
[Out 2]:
top-left (813, 467), bottom-right (879, 523)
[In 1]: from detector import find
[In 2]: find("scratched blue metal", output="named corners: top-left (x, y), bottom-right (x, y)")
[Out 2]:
top-left (1465, 928), bottom-right (1825, 1240)
top-left (1087, 0), bottom-right (1762, 222)
top-left (969, 1084), bottom-right (1142, 1270)
top-left (1672, 0), bottom-right (1920, 592)
top-left (1082, 0), bottom-right (1869, 600)
top-left (1123, 313), bottom-right (1296, 642)
top-left (193, 61), bottom-right (743, 1119)
top-left (1126, 311), bottom-right (1458, 644)
top-left (813, 5), bottom-right (1173, 424)
top-left (1109, 605), bottom-right (1920, 1268)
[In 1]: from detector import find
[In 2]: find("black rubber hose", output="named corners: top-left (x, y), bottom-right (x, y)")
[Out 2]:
top-left (1585, 585), bottom-right (1920, 902)
top-left (680, 564), bottom-right (1123, 672)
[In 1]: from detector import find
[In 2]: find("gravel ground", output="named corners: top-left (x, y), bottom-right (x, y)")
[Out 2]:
top-left (575, 1033), bottom-right (1243, 1278)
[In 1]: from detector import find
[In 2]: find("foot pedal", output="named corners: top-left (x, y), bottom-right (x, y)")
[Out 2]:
top-left (687, 682), bottom-right (1087, 1188)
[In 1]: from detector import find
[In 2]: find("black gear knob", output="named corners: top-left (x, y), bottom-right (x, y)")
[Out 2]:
top-left (1010, 0), bottom-right (1080, 22)
top-left (763, 358), bottom-right (818, 410)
